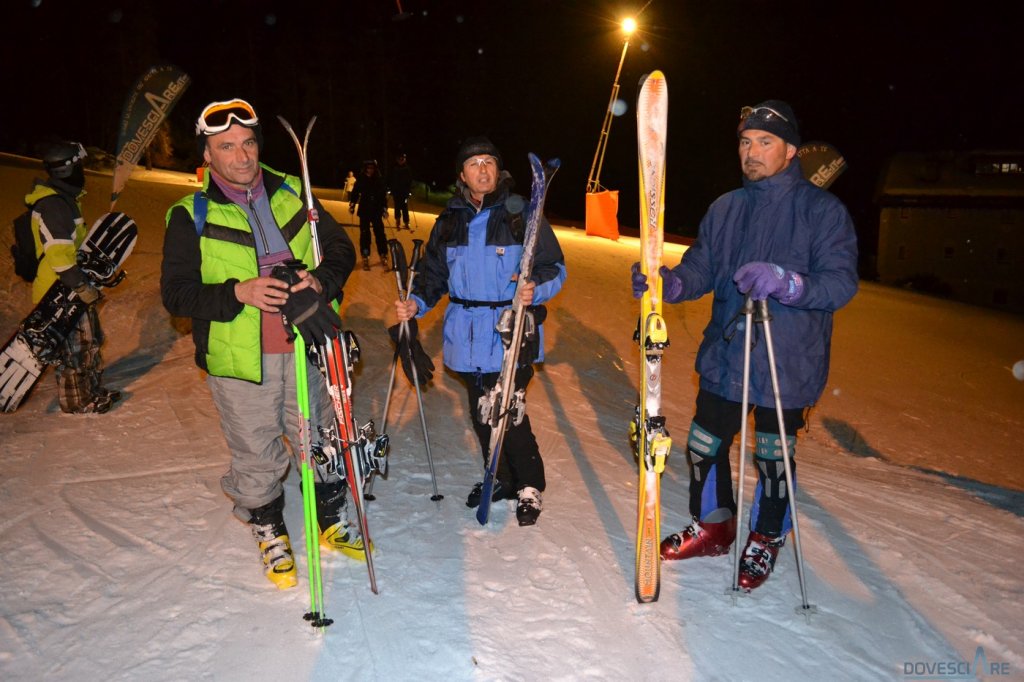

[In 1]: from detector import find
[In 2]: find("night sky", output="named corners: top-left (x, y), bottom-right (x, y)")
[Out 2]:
top-left (3, 1), bottom-right (1021, 272)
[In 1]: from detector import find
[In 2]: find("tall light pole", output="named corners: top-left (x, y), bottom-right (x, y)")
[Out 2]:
top-left (586, 17), bottom-right (637, 194)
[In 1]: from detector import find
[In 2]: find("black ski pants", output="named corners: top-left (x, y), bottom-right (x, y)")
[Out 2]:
top-left (688, 389), bottom-right (806, 535)
top-left (459, 366), bottom-right (545, 493)
top-left (358, 213), bottom-right (387, 258)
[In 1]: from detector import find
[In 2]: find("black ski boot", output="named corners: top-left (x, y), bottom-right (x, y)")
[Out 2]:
top-left (249, 494), bottom-right (296, 590)
top-left (314, 480), bottom-right (368, 562)
top-left (515, 486), bottom-right (543, 526)
top-left (466, 480), bottom-right (514, 508)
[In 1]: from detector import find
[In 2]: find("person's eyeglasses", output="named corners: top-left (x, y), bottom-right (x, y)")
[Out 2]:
top-left (739, 105), bottom-right (790, 124)
top-left (464, 156), bottom-right (496, 169)
top-left (196, 99), bottom-right (259, 135)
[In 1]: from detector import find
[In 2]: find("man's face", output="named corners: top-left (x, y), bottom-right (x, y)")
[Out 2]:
top-left (460, 155), bottom-right (499, 200)
top-left (365, 164), bottom-right (376, 176)
top-left (738, 129), bottom-right (795, 182)
top-left (203, 124), bottom-right (260, 189)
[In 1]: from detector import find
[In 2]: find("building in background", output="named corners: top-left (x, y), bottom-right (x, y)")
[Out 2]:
top-left (876, 150), bottom-right (1024, 313)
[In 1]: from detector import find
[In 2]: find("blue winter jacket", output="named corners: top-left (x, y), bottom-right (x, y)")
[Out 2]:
top-left (669, 160), bottom-right (858, 408)
top-left (411, 176), bottom-right (566, 373)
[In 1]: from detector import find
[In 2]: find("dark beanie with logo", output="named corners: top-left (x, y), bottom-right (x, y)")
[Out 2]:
top-left (737, 99), bottom-right (800, 147)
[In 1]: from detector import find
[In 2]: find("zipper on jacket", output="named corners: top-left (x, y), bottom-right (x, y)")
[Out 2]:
top-left (247, 188), bottom-right (272, 255)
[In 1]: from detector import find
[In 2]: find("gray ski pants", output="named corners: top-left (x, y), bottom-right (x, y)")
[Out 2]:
top-left (208, 352), bottom-right (335, 522)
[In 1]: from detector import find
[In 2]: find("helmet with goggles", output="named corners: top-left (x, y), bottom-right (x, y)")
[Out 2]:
top-left (42, 141), bottom-right (87, 179)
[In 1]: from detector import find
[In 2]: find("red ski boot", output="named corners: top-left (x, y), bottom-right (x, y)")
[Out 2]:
top-left (660, 516), bottom-right (737, 560)
top-left (737, 531), bottom-right (786, 591)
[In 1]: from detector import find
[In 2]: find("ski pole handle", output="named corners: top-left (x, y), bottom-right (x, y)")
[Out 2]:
top-left (387, 239), bottom-right (409, 296)
top-left (406, 238), bottom-right (424, 292)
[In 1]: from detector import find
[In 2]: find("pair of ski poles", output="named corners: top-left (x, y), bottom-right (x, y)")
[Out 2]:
top-left (729, 295), bottom-right (815, 617)
top-left (364, 237), bottom-right (442, 503)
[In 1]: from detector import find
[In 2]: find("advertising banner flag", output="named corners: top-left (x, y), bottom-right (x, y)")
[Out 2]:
top-left (110, 64), bottom-right (191, 208)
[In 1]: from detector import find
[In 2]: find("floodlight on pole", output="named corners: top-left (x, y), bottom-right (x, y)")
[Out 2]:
top-left (586, 17), bottom-right (637, 194)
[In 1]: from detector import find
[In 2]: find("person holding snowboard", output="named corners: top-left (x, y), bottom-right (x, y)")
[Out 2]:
top-left (631, 100), bottom-right (858, 589)
top-left (393, 136), bottom-right (566, 526)
top-left (25, 141), bottom-right (120, 414)
top-left (161, 97), bottom-right (363, 590)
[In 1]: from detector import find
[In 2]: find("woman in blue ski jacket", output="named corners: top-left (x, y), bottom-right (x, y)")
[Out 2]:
top-left (632, 100), bottom-right (858, 591)
top-left (395, 137), bottom-right (566, 526)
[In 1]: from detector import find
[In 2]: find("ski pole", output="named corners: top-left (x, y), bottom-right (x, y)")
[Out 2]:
top-left (730, 296), bottom-right (755, 598)
top-left (367, 239), bottom-right (408, 499)
top-left (757, 299), bottom-right (814, 615)
top-left (404, 239), bottom-right (442, 502)
top-left (369, 239), bottom-right (441, 502)
top-left (295, 335), bottom-right (332, 628)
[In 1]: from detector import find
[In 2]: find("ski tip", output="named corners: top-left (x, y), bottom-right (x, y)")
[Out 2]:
top-left (546, 158), bottom-right (561, 171)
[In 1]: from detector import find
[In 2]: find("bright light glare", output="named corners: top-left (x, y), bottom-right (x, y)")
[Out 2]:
top-left (622, 17), bottom-right (637, 35)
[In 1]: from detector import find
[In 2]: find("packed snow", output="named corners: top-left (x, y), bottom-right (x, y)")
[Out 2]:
top-left (1, 159), bottom-right (1022, 681)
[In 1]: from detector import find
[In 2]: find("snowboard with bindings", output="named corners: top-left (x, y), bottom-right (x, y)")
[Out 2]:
top-left (631, 70), bottom-right (672, 603)
top-left (0, 211), bottom-right (138, 413)
top-left (475, 153), bottom-right (560, 526)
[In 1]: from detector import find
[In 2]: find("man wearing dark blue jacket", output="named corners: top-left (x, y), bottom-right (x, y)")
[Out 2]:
top-left (395, 137), bottom-right (566, 526)
top-left (632, 100), bottom-right (858, 590)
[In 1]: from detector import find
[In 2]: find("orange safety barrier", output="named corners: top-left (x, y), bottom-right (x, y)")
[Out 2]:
top-left (585, 190), bottom-right (620, 241)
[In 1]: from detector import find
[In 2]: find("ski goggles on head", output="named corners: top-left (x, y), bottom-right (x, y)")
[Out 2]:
top-left (739, 105), bottom-right (790, 125)
top-left (61, 142), bottom-right (87, 166)
top-left (196, 98), bottom-right (260, 135)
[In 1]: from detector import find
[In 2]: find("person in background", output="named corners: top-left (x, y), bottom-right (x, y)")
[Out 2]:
top-left (348, 159), bottom-right (389, 270)
top-left (632, 100), bottom-right (858, 590)
top-left (161, 97), bottom-right (364, 590)
top-left (343, 170), bottom-right (356, 201)
top-left (26, 141), bottom-right (120, 414)
top-left (394, 137), bottom-right (566, 526)
top-left (387, 152), bottom-right (414, 230)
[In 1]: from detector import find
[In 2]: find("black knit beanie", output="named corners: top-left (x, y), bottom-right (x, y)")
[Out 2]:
top-left (737, 99), bottom-right (800, 147)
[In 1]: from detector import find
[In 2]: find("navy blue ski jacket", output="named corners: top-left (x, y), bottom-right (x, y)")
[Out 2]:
top-left (410, 175), bottom-right (566, 373)
top-left (668, 160), bottom-right (858, 408)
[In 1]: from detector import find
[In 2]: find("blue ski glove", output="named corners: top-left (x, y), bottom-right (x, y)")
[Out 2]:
top-left (631, 262), bottom-right (684, 302)
top-left (630, 262), bottom-right (647, 299)
top-left (733, 262), bottom-right (804, 303)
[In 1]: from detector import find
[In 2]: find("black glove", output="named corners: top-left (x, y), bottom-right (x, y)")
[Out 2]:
top-left (519, 305), bottom-right (547, 366)
top-left (388, 319), bottom-right (434, 384)
top-left (270, 263), bottom-right (341, 346)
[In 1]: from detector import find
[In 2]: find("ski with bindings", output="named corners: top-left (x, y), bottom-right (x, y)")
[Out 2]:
top-left (278, 116), bottom-right (387, 603)
top-left (631, 70), bottom-right (671, 603)
top-left (0, 211), bottom-right (137, 412)
top-left (475, 153), bottom-right (560, 526)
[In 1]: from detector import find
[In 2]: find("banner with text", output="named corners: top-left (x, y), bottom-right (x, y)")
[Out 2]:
top-left (110, 64), bottom-right (191, 208)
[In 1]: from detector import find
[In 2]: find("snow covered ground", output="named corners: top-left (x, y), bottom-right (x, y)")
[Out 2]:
top-left (1, 160), bottom-right (1022, 681)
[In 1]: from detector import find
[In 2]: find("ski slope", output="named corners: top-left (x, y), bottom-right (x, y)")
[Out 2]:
top-left (1, 161), bottom-right (1021, 681)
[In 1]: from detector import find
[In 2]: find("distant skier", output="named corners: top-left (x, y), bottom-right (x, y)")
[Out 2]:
top-left (387, 152), bottom-right (414, 230)
top-left (393, 137), bottom-right (566, 525)
top-left (632, 100), bottom-right (858, 590)
top-left (161, 98), bottom-right (361, 590)
top-left (348, 159), bottom-right (390, 270)
top-left (25, 141), bottom-right (120, 413)
top-left (343, 170), bottom-right (356, 201)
